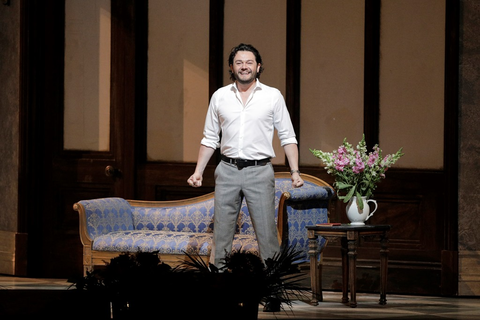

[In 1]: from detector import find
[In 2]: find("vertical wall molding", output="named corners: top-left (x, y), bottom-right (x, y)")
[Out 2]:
top-left (286, 0), bottom-right (301, 163)
top-left (363, 0), bottom-right (381, 149)
top-left (209, 0), bottom-right (224, 164)
top-left (209, 0), bottom-right (224, 97)
top-left (444, 0), bottom-right (459, 251)
top-left (441, 0), bottom-right (460, 296)
top-left (134, 0), bottom-right (148, 166)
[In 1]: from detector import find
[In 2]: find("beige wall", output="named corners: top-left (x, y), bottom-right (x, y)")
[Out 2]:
top-left (379, 0), bottom-right (445, 169)
top-left (147, 0), bottom-right (210, 162)
top-left (64, 0), bottom-right (111, 151)
top-left (147, 0), bottom-right (286, 163)
top-left (300, 0), bottom-right (365, 165)
top-left (146, 0), bottom-right (445, 170)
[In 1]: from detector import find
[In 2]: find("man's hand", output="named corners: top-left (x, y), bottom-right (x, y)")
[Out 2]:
top-left (291, 173), bottom-right (304, 188)
top-left (187, 173), bottom-right (203, 188)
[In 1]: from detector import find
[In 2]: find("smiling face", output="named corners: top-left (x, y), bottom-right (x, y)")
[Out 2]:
top-left (230, 51), bottom-right (261, 85)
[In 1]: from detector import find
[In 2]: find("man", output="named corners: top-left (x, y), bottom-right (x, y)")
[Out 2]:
top-left (187, 43), bottom-right (303, 269)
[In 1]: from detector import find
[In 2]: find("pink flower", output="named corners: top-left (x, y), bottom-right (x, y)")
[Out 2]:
top-left (352, 156), bottom-right (365, 174)
top-left (367, 152), bottom-right (378, 167)
top-left (334, 153), bottom-right (349, 171)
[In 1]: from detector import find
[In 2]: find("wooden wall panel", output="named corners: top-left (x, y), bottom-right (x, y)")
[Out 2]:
top-left (47, 161), bottom-right (116, 277)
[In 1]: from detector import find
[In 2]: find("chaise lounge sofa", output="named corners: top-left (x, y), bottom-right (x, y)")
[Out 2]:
top-left (74, 172), bottom-right (334, 275)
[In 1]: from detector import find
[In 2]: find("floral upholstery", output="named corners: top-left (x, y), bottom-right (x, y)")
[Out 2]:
top-left (81, 197), bottom-right (134, 240)
top-left (132, 199), bottom-right (215, 234)
top-left (92, 231), bottom-right (259, 256)
top-left (76, 175), bottom-right (333, 267)
top-left (78, 197), bottom-right (260, 258)
top-left (275, 178), bottom-right (332, 261)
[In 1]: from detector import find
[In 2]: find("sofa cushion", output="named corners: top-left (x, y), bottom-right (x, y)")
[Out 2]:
top-left (92, 230), bottom-right (259, 257)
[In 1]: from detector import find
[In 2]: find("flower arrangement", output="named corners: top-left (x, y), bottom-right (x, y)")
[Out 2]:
top-left (310, 135), bottom-right (404, 209)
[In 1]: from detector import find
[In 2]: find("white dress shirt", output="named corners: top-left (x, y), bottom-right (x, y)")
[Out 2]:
top-left (201, 80), bottom-right (298, 160)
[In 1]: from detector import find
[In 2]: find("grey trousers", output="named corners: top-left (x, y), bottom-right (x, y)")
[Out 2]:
top-left (210, 160), bottom-right (279, 268)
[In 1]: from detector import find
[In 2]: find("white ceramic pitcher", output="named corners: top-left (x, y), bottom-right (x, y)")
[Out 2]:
top-left (346, 196), bottom-right (378, 226)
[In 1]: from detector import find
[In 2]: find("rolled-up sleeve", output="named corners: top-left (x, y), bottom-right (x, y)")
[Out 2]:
top-left (273, 91), bottom-right (298, 146)
top-left (200, 94), bottom-right (221, 149)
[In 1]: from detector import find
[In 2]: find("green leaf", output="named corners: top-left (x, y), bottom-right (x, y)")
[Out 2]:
top-left (336, 181), bottom-right (353, 190)
top-left (355, 191), bottom-right (364, 210)
top-left (343, 185), bottom-right (356, 203)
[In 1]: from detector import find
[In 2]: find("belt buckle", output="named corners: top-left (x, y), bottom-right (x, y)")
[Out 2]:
top-left (236, 159), bottom-right (248, 169)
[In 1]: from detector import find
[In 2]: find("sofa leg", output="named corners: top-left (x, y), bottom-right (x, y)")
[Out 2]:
top-left (83, 246), bottom-right (94, 276)
top-left (83, 265), bottom-right (94, 276)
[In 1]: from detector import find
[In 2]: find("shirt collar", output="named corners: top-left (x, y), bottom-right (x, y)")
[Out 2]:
top-left (231, 79), bottom-right (262, 92)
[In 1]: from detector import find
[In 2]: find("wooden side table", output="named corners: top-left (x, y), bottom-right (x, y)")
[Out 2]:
top-left (307, 224), bottom-right (391, 308)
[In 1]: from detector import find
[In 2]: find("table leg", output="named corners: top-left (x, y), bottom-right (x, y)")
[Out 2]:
top-left (340, 238), bottom-right (349, 303)
top-left (347, 231), bottom-right (358, 308)
top-left (379, 232), bottom-right (389, 305)
top-left (308, 230), bottom-right (321, 305)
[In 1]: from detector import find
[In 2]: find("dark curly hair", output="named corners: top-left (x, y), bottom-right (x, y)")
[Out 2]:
top-left (228, 43), bottom-right (264, 81)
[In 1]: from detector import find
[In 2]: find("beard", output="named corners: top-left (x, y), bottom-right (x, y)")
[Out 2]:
top-left (234, 69), bottom-right (257, 85)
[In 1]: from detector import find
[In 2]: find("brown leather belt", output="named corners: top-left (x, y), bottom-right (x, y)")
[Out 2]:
top-left (221, 155), bottom-right (270, 169)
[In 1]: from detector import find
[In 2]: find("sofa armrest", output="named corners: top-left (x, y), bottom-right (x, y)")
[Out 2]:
top-left (286, 185), bottom-right (334, 202)
top-left (276, 185), bottom-right (334, 247)
top-left (274, 172), bottom-right (335, 259)
top-left (73, 197), bottom-right (135, 244)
